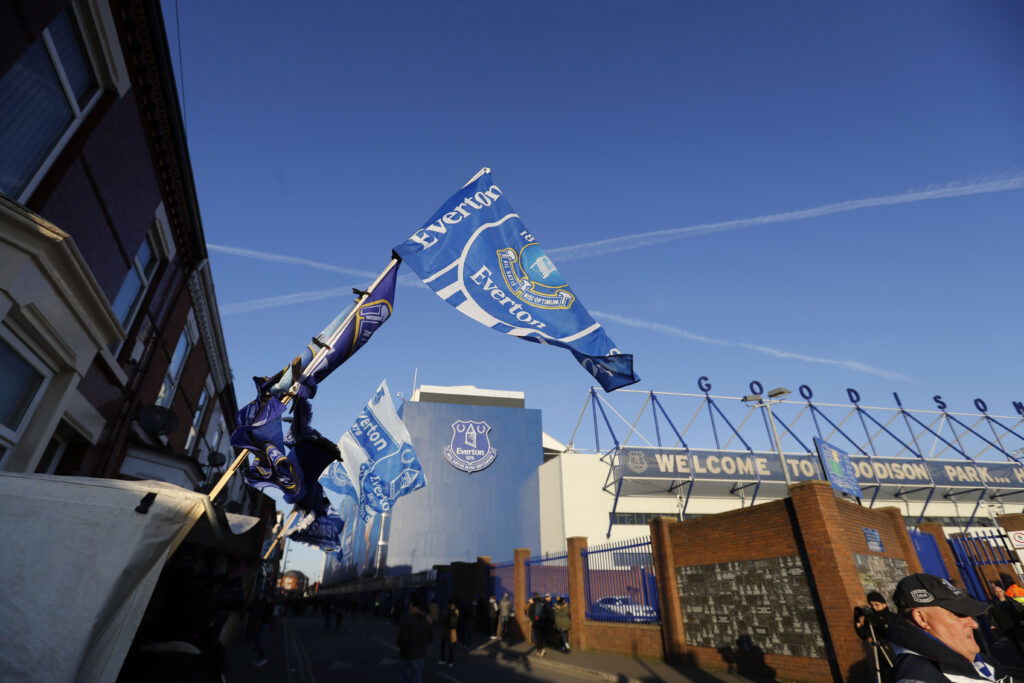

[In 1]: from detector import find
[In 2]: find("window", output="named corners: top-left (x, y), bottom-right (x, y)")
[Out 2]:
top-left (111, 231), bottom-right (160, 329)
top-left (0, 330), bottom-right (52, 462)
top-left (184, 385), bottom-right (210, 454)
top-left (154, 316), bottom-right (196, 409)
top-left (0, 7), bottom-right (100, 200)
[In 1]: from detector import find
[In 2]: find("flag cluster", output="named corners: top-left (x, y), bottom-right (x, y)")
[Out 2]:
top-left (230, 169), bottom-right (639, 558)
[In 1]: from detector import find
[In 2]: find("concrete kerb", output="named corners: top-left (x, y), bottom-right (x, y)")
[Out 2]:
top-left (470, 640), bottom-right (631, 682)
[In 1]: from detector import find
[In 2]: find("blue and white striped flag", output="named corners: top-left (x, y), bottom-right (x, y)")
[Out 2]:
top-left (325, 380), bottom-right (425, 521)
top-left (394, 169), bottom-right (638, 392)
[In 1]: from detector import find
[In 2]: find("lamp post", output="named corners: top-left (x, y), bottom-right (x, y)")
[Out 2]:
top-left (742, 388), bottom-right (793, 487)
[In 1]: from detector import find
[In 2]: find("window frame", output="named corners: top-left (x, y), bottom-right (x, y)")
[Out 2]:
top-left (154, 313), bottom-right (198, 410)
top-left (184, 377), bottom-right (213, 455)
top-left (0, 326), bottom-right (54, 467)
top-left (7, 3), bottom-right (103, 203)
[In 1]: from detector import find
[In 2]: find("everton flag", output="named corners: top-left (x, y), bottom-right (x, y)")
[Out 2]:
top-left (394, 169), bottom-right (638, 392)
top-left (285, 509), bottom-right (345, 552)
top-left (264, 262), bottom-right (399, 399)
top-left (332, 379), bottom-right (426, 521)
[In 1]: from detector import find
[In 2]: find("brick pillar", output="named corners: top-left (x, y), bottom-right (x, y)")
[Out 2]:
top-left (879, 507), bottom-right (924, 574)
top-left (513, 547), bottom-right (530, 640)
top-left (918, 522), bottom-right (965, 587)
top-left (788, 481), bottom-right (869, 682)
top-left (566, 536), bottom-right (587, 650)
top-left (996, 514), bottom-right (1024, 583)
top-left (650, 516), bottom-right (684, 663)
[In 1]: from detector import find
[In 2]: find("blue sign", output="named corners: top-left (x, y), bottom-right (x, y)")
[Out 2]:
top-left (443, 420), bottom-right (498, 473)
top-left (814, 437), bottom-right (862, 498)
top-left (863, 527), bottom-right (885, 553)
top-left (394, 169), bottom-right (638, 392)
top-left (613, 446), bottom-right (1024, 491)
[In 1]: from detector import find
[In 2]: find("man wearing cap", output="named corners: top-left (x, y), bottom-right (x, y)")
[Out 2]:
top-left (888, 573), bottom-right (1006, 682)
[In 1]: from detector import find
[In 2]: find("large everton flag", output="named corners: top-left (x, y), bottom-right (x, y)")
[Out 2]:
top-left (265, 262), bottom-right (399, 398)
top-left (394, 169), bottom-right (638, 392)
top-left (334, 379), bottom-right (426, 521)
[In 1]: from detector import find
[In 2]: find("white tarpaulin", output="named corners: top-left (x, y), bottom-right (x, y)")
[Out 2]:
top-left (0, 473), bottom-right (209, 683)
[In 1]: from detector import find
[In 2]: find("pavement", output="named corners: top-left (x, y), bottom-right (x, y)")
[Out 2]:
top-left (224, 613), bottom-right (756, 683)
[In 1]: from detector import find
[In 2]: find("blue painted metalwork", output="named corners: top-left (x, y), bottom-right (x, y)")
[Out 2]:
top-left (650, 393), bottom-right (689, 450)
top-left (525, 551), bottom-right (568, 601)
top-left (707, 398), bottom-right (754, 452)
top-left (856, 407), bottom-right (922, 458)
top-left (909, 530), bottom-right (949, 579)
top-left (582, 536), bottom-right (660, 624)
top-left (593, 391), bottom-right (620, 450)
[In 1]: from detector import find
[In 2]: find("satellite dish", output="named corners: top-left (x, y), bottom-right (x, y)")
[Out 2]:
top-left (206, 451), bottom-right (227, 468)
top-left (137, 405), bottom-right (179, 436)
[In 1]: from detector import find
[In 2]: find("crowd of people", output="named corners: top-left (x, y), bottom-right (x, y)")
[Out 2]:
top-left (855, 573), bottom-right (1024, 682)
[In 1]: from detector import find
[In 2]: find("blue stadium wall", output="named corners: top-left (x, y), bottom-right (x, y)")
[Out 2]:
top-left (383, 398), bottom-right (542, 574)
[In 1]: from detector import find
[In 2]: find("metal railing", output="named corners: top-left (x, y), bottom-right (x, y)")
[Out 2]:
top-left (525, 551), bottom-right (568, 600)
top-left (582, 536), bottom-right (660, 623)
top-left (490, 560), bottom-right (515, 603)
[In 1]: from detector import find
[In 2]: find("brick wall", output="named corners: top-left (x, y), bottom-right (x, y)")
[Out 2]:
top-left (648, 481), bottom-right (922, 682)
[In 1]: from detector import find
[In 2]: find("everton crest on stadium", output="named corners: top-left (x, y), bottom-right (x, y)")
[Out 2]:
top-left (443, 420), bottom-right (497, 473)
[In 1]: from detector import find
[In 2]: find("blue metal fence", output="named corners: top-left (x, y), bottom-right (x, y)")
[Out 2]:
top-left (582, 536), bottom-right (660, 623)
top-left (490, 560), bottom-right (515, 604)
top-left (525, 551), bottom-right (568, 600)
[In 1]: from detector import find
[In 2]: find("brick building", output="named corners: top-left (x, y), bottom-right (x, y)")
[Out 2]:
top-left (0, 0), bottom-right (259, 515)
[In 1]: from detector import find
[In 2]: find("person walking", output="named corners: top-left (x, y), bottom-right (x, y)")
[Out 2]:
top-left (439, 600), bottom-right (459, 668)
top-left (553, 597), bottom-right (571, 653)
top-left (396, 599), bottom-right (433, 683)
top-left (488, 596), bottom-right (500, 639)
top-left (498, 593), bottom-right (511, 640)
top-left (527, 593), bottom-right (551, 656)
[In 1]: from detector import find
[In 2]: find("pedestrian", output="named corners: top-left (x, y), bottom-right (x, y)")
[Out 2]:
top-left (989, 583), bottom-right (1024, 656)
top-left (439, 600), bottom-right (459, 668)
top-left (527, 593), bottom-right (550, 656)
top-left (396, 598), bottom-right (433, 683)
top-left (553, 597), bottom-right (571, 652)
top-left (498, 593), bottom-right (511, 640)
top-left (252, 597), bottom-right (275, 667)
top-left (888, 573), bottom-right (1002, 682)
top-left (427, 598), bottom-right (439, 626)
top-left (323, 599), bottom-right (335, 631)
top-left (852, 590), bottom-right (893, 679)
top-left (488, 595), bottom-right (500, 639)
top-left (459, 597), bottom-right (475, 649)
top-left (1001, 573), bottom-right (1024, 606)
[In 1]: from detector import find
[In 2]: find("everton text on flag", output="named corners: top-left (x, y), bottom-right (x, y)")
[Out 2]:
top-left (265, 261), bottom-right (399, 398)
top-left (393, 169), bottom-right (638, 392)
top-left (332, 379), bottom-right (426, 521)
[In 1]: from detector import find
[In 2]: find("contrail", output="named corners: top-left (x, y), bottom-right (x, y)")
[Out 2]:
top-left (548, 176), bottom-right (1024, 262)
top-left (208, 244), bottom-right (379, 278)
top-left (220, 286), bottom-right (357, 315)
top-left (591, 311), bottom-right (914, 381)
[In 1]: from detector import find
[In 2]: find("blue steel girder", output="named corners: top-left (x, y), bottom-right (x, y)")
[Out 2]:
top-left (943, 412), bottom-right (1016, 460)
top-left (707, 398), bottom-right (754, 453)
top-left (901, 410), bottom-right (969, 460)
top-left (765, 407), bottom-right (813, 454)
top-left (808, 403), bottom-right (868, 455)
top-left (593, 389), bottom-right (620, 450)
top-left (856, 407), bottom-right (923, 459)
top-left (651, 393), bottom-right (689, 450)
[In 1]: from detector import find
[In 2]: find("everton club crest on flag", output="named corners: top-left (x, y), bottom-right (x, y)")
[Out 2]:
top-left (334, 380), bottom-right (426, 521)
top-left (394, 169), bottom-right (639, 392)
top-left (264, 262), bottom-right (399, 399)
top-left (443, 420), bottom-right (497, 473)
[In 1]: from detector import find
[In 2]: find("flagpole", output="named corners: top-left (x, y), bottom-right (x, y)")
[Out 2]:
top-left (208, 256), bottom-right (401, 503)
top-left (263, 509), bottom-right (299, 560)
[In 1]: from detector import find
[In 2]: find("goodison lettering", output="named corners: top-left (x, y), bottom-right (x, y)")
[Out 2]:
top-left (407, 185), bottom-right (504, 249)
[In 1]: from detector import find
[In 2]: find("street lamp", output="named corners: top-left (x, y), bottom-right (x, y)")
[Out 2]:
top-left (742, 388), bottom-right (792, 487)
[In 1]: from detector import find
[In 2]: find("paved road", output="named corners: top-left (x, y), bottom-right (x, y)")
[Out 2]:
top-left (227, 613), bottom-right (596, 683)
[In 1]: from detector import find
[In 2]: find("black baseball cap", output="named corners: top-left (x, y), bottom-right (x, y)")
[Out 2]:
top-left (893, 574), bottom-right (989, 616)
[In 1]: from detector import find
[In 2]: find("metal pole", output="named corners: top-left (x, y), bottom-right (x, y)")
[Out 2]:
top-left (208, 257), bottom-right (400, 503)
top-left (374, 512), bottom-right (389, 577)
top-left (765, 401), bottom-right (792, 487)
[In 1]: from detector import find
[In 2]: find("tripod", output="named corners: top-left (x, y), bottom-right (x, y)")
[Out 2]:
top-left (866, 620), bottom-right (894, 683)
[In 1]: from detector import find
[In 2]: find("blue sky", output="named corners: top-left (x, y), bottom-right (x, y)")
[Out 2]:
top-left (163, 0), bottom-right (1024, 578)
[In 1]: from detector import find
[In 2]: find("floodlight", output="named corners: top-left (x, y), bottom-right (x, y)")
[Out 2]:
top-left (767, 387), bottom-right (791, 399)
top-left (741, 394), bottom-right (763, 403)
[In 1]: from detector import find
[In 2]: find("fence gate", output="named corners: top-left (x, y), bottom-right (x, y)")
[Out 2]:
top-left (909, 530), bottom-right (950, 580)
top-left (947, 528), bottom-right (1022, 602)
